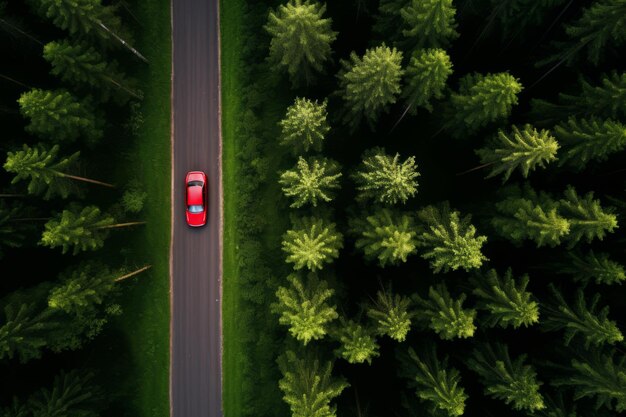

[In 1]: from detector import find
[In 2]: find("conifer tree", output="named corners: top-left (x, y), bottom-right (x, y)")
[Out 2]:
top-left (28, 370), bottom-right (101, 417)
top-left (279, 157), bottom-right (342, 208)
top-left (271, 273), bottom-right (338, 345)
top-left (332, 319), bottom-right (380, 364)
top-left (282, 217), bottom-right (343, 271)
top-left (493, 186), bottom-right (570, 247)
top-left (558, 186), bottom-right (617, 247)
top-left (446, 73), bottom-right (523, 138)
top-left (398, 345), bottom-right (468, 417)
top-left (415, 202), bottom-right (488, 272)
top-left (43, 40), bottom-right (138, 102)
top-left (18, 89), bottom-right (102, 144)
top-left (337, 45), bottom-right (404, 129)
top-left (0, 201), bottom-right (26, 258)
top-left (413, 284), bottom-right (476, 340)
top-left (265, 0), bottom-right (337, 85)
top-left (372, 0), bottom-right (405, 44)
top-left (488, 0), bottom-right (569, 39)
top-left (554, 349), bottom-right (626, 412)
top-left (557, 250), bottom-right (626, 285)
top-left (400, 0), bottom-right (458, 49)
top-left (277, 350), bottom-right (349, 417)
top-left (476, 125), bottom-right (559, 183)
top-left (0, 301), bottom-right (59, 362)
top-left (279, 98), bottom-right (330, 154)
top-left (542, 285), bottom-right (623, 348)
top-left (468, 343), bottom-right (545, 412)
top-left (350, 209), bottom-right (417, 267)
top-left (353, 149), bottom-right (419, 205)
top-left (471, 268), bottom-right (540, 329)
top-left (554, 118), bottom-right (626, 169)
top-left (402, 48), bottom-right (453, 113)
top-left (367, 287), bottom-right (414, 342)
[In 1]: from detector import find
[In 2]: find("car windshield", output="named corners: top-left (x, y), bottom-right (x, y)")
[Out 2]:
top-left (188, 205), bottom-right (204, 213)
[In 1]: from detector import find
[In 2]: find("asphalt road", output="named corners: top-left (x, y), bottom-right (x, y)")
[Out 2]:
top-left (170, 0), bottom-right (223, 415)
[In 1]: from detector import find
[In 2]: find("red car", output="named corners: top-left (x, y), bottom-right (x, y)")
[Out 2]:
top-left (185, 171), bottom-right (208, 227)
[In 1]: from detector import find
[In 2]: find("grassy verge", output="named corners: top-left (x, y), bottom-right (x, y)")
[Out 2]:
top-left (220, 0), bottom-right (245, 415)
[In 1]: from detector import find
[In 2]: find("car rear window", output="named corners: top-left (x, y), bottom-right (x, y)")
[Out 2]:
top-left (187, 180), bottom-right (203, 187)
top-left (188, 205), bottom-right (204, 213)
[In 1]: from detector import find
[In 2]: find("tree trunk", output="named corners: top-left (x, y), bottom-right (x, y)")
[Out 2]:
top-left (456, 162), bottom-right (495, 176)
top-left (0, 73), bottom-right (31, 89)
top-left (9, 217), bottom-right (50, 222)
top-left (95, 19), bottom-right (148, 63)
top-left (60, 173), bottom-right (115, 188)
top-left (0, 18), bottom-right (43, 45)
top-left (0, 194), bottom-right (25, 198)
top-left (103, 75), bottom-right (142, 99)
top-left (97, 221), bottom-right (146, 229)
top-left (115, 265), bottom-right (152, 282)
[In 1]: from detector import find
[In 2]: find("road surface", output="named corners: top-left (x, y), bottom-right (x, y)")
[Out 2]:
top-left (170, 0), bottom-right (223, 415)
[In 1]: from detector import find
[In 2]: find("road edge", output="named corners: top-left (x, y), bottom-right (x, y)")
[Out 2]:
top-left (168, 0), bottom-right (175, 415)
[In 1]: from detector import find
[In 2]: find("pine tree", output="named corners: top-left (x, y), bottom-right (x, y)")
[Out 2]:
top-left (18, 89), bottom-right (102, 144)
top-left (265, 0), bottom-right (337, 85)
top-left (542, 285), bottom-right (623, 348)
top-left (554, 349), bottom-right (626, 412)
top-left (471, 268), bottom-right (540, 329)
top-left (372, 0), bottom-right (406, 44)
top-left (271, 273), bottom-right (338, 345)
top-left (558, 186), bottom-right (617, 247)
top-left (446, 73), bottom-right (523, 138)
top-left (279, 98), bottom-right (330, 154)
top-left (4, 144), bottom-right (79, 199)
top-left (282, 217), bottom-right (343, 271)
top-left (367, 287), bottom-right (414, 342)
top-left (561, 0), bottom-right (626, 65)
top-left (277, 350), bottom-right (349, 417)
top-left (279, 157), bottom-right (342, 208)
top-left (476, 124), bottom-right (559, 183)
top-left (398, 345), bottom-right (468, 417)
top-left (557, 250), bottom-right (626, 285)
top-left (488, 0), bottom-right (569, 40)
top-left (28, 370), bottom-right (101, 417)
top-left (402, 48), bottom-right (453, 113)
top-left (0, 201), bottom-right (26, 258)
top-left (468, 343), bottom-right (545, 412)
top-left (400, 0), bottom-right (458, 49)
top-left (0, 398), bottom-right (30, 417)
top-left (492, 186), bottom-right (570, 247)
top-left (415, 202), bottom-right (488, 272)
top-left (554, 118), bottom-right (626, 169)
top-left (337, 45), bottom-right (404, 129)
top-left (350, 209), bottom-right (417, 267)
top-left (332, 319), bottom-right (380, 364)
top-left (413, 284), bottom-right (476, 340)
top-left (43, 40), bottom-right (138, 103)
top-left (0, 301), bottom-right (59, 362)
top-left (353, 148), bottom-right (420, 205)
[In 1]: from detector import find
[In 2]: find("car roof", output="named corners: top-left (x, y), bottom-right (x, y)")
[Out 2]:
top-left (187, 185), bottom-right (203, 205)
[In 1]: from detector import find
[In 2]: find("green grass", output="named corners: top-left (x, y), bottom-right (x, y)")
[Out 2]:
top-left (220, 0), bottom-right (245, 415)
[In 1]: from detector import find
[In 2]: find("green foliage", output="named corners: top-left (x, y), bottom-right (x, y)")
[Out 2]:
top-left (332, 319), bottom-right (380, 364)
top-left (472, 268), bottom-right (540, 329)
top-left (488, 0), bottom-right (569, 39)
top-left (282, 217), bottom-right (343, 271)
top-left (279, 97), bottom-right (330, 154)
top-left (476, 124), bottom-right (559, 182)
top-left (493, 185), bottom-right (570, 247)
top-left (400, 0), bottom-right (458, 49)
top-left (367, 287), bottom-right (413, 342)
top-left (272, 273), bottom-right (338, 345)
top-left (265, 0), bottom-right (337, 85)
top-left (413, 284), bottom-right (476, 340)
top-left (446, 72), bottom-right (523, 138)
top-left (558, 186), bottom-right (617, 246)
top-left (121, 188), bottom-right (148, 214)
top-left (398, 345), bottom-right (468, 417)
top-left (350, 209), bottom-right (417, 267)
top-left (554, 118), bottom-right (626, 169)
top-left (402, 48), bottom-right (453, 113)
top-left (372, 0), bottom-right (406, 44)
top-left (28, 370), bottom-right (101, 417)
top-left (353, 148), bottom-right (419, 205)
top-left (40, 204), bottom-right (114, 255)
top-left (554, 349), bottom-right (626, 412)
top-left (337, 45), bottom-right (404, 129)
top-left (4, 144), bottom-right (79, 199)
top-left (557, 250), bottom-right (626, 285)
top-left (468, 343), bottom-right (545, 412)
top-left (277, 350), bottom-right (349, 417)
top-left (415, 202), bottom-right (488, 272)
top-left (18, 89), bottom-right (102, 144)
top-left (543, 286), bottom-right (623, 348)
top-left (279, 157), bottom-right (342, 208)
top-left (0, 201), bottom-right (26, 258)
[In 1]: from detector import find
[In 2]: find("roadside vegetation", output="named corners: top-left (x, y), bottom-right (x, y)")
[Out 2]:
top-left (224, 0), bottom-right (626, 416)
top-left (0, 0), bottom-right (170, 416)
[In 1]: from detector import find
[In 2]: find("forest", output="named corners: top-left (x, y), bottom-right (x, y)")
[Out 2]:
top-left (0, 0), bottom-right (170, 416)
top-left (222, 0), bottom-right (626, 416)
